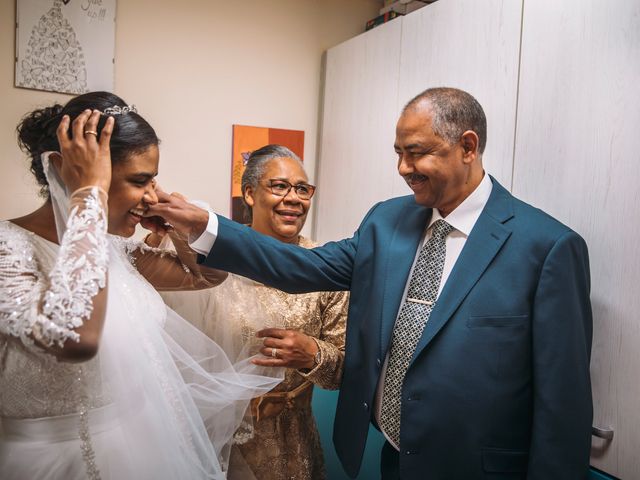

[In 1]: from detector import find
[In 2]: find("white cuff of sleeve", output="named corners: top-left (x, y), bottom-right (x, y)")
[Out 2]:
top-left (188, 209), bottom-right (218, 256)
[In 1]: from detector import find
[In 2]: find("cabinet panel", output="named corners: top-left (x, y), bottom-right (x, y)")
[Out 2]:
top-left (315, 0), bottom-right (523, 242)
top-left (397, 0), bottom-right (523, 190)
top-left (314, 21), bottom-right (403, 243)
top-left (512, 1), bottom-right (640, 477)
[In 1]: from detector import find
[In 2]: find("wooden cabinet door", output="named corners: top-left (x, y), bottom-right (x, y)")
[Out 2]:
top-left (512, 1), bottom-right (640, 477)
top-left (397, 0), bottom-right (522, 190)
top-left (315, 0), bottom-right (522, 242)
top-left (314, 19), bottom-right (403, 243)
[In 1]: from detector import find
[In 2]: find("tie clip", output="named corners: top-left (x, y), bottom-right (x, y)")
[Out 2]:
top-left (406, 297), bottom-right (434, 306)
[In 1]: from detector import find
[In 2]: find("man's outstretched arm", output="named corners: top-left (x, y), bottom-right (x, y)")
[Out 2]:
top-left (144, 189), bottom-right (380, 294)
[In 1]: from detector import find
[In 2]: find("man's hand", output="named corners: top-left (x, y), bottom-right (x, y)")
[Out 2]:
top-left (143, 189), bottom-right (209, 240)
top-left (140, 215), bottom-right (172, 237)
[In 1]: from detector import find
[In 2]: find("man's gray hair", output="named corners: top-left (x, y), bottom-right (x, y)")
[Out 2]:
top-left (241, 144), bottom-right (303, 222)
top-left (404, 87), bottom-right (487, 155)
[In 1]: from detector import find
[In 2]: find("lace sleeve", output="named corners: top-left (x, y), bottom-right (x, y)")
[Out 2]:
top-left (0, 187), bottom-right (108, 349)
top-left (119, 231), bottom-right (227, 291)
top-left (297, 290), bottom-right (348, 389)
top-left (115, 235), bottom-right (182, 267)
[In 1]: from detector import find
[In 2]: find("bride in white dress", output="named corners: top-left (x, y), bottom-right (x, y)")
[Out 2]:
top-left (0, 92), bottom-right (282, 479)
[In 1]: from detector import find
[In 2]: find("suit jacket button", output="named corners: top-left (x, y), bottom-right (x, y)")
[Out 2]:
top-left (363, 402), bottom-right (369, 410)
top-left (376, 358), bottom-right (382, 367)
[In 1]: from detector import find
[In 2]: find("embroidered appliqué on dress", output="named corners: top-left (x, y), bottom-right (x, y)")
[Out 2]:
top-left (40, 188), bottom-right (108, 347)
top-left (0, 189), bottom-right (108, 349)
top-left (0, 224), bottom-right (44, 347)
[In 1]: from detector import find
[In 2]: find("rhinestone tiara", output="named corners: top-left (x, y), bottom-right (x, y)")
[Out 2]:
top-left (102, 105), bottom-right (137, 116)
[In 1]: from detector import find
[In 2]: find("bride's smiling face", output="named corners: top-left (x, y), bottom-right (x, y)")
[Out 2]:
top-left (107, 145), bottom-right (159, 237)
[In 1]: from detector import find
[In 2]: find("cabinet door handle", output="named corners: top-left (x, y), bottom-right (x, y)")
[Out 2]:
top-left (592, 426), bottom-right (614, 440)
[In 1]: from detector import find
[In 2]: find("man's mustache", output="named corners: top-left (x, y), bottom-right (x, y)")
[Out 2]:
top-left (403, 173), bottom-right (427, 184)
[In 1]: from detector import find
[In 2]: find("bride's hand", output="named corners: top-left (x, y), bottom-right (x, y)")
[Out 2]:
top-left (55, 109), bottom-right (114, 192)
top-left (144, 189), bottom-right (210, 240)
top-left (140, 184), bottom-right (178, 237)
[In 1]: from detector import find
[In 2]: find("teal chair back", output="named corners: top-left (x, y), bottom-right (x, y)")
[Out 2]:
top-left (313, 388), bottom-right (385, 479)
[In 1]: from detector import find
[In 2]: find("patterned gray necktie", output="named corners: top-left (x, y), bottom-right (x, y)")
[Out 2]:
top-left (380, 219), bottom-right (455, 447)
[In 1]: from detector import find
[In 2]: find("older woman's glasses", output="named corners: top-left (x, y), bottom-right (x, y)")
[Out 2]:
top-left (265, 179), bottom-right (316, 200)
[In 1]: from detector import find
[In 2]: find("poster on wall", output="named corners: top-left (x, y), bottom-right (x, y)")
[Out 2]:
top-left (231, 125), bottom-right (305, 224)
top-left (15, 0), bottom-right (116, 95)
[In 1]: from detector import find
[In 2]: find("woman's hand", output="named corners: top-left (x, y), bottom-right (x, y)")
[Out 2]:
top-left (55, 109), bottom-right (114, 192)
top-left (253, 328), bottom-right (319, 370)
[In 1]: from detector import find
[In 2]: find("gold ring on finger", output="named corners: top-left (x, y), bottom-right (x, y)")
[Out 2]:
top-left (271, 348), bottom-right (278, 358)
top-left (84, 130), bottom-right (98, 137)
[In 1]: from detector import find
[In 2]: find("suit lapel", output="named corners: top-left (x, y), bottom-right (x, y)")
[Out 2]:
top-left (379, 203), bottom-right (431, 359)
top-left (411, 178), bottom-right (515, 362)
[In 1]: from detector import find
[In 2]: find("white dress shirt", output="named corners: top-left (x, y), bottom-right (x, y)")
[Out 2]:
top-left (189, 208), bottom-right (219, 255)
top-left (373, 173), bottom-right (493, 450)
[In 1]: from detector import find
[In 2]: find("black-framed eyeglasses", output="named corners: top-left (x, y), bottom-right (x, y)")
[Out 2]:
top-left (264, 179), bottom-right (316, 200)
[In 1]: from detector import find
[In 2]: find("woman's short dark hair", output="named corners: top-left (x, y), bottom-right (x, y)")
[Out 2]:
top-left (16, 91), bottom-right (159, 197)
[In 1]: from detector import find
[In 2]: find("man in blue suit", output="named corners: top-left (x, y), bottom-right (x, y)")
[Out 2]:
top-left (147, 87), bottom-right (592, 479)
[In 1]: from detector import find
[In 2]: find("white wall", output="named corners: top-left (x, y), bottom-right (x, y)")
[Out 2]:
top-left (0, 0), bottom-right (380, 225)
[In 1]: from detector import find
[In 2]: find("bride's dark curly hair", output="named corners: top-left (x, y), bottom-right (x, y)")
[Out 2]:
top-left (17, 91), bottom-right (159, 197)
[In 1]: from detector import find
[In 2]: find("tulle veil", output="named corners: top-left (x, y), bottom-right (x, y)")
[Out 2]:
top-left (43, 152), bottom-right (283, 479)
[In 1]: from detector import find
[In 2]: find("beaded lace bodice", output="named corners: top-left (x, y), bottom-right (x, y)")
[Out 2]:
top-left (0, 188), bottom-right (112, 418)
top-left (0, 225), bottom-right (175, 419)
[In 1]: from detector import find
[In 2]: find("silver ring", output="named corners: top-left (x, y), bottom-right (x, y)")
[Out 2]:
top-left (271, 348), bottom-right (278, 358)
top-left (84, 130), bottom-right (98, 137)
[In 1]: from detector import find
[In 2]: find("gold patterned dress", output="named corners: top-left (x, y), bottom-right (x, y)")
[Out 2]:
top-left (161, 236), bottom-right (348, 480)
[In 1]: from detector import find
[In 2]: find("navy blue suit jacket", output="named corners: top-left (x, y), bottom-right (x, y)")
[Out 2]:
top-left (202, 178), bottom-right (593, 479)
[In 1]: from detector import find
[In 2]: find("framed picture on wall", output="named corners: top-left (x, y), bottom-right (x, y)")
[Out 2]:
top-left (15, 0), bottom-right (116, 95)
top-left (231, 125), bottom-right (305, 224)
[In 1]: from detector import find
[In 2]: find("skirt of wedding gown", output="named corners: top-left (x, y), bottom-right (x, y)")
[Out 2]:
top-left (0, 401), bottom-right (215, 480)
top-left (0, 243), bottom-right (283, 480)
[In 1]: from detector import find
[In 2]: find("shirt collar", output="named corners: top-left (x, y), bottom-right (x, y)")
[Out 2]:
top-left (428, 173), bottom-right (493, 237)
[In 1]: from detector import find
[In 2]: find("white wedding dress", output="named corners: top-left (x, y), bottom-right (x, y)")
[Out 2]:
top-left (0, 155), bottom-right (282, 479)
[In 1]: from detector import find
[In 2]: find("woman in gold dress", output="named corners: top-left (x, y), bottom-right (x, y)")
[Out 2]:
top-left (162, 145), bottom-right (348, 479)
